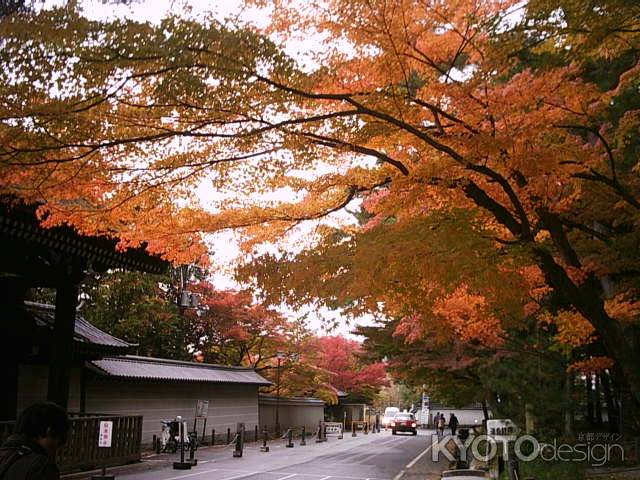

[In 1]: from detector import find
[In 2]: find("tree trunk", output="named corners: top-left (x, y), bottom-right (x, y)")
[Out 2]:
top-left (586, 375), bottom-right (595, 428)
top-left (564, 371), bottom-right (575, 438)
top-left (533, 246), bottom-right (640, 407)
top-left (525, 403), bottom-right (535, 434)
top-left (595, 374), bottom-right (603, 426)
top-left (601, 371), bottom-right (619, 433)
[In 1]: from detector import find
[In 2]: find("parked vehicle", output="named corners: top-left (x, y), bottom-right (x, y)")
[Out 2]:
top-left (440, 469), bottom-right (488, 479)
top-left (391, 412), bottom-right (417, 435)
top-left (381, 407), bottom-right (400, 429)
top-left (160, 419), bottom-right (190, 453)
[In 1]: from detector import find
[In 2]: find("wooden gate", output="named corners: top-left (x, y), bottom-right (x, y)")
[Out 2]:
top-left (0, 414), bottom-right (143, 474)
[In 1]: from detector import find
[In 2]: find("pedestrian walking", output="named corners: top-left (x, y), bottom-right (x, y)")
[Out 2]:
top-left (437, 414), bottom-right (446, 438)
top-left (449, 413), bottom-right (459, 435)
top-left (432, 412), bottom-right (439, 430)
top-left (0, 403), bottom-right (69, 480)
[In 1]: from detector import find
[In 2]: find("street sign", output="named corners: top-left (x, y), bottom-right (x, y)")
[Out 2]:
top-left (325, 422), bottom-right (343, 435)
top-left (98, 421), bottom-right (113, 448)
top-left (419, 393), bottom-right (430, 426)
top-left (196, 400), bottom-right (209, 418)
top-left (487, 419), bottom-right (518, 442)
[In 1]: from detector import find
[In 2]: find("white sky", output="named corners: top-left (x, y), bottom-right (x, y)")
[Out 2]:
top-left (59, 0), bottom-right (379, 338)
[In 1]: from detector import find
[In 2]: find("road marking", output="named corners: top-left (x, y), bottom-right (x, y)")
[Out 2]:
top-left (319, 477), bottom-right (332, 480)
top-left (164, 468), bottom-right (219, 480)
top-left (275, 475), bottom-right (297, 480)
top-left (392, 441), bottom-right (435, 480)
top-left (219, 472), bottom-right (260, 480)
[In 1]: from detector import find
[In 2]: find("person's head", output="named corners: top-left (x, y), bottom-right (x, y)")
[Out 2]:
top-left (15, 403), bottom-right (69, 454)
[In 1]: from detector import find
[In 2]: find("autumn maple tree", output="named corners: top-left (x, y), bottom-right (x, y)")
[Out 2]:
top-left (1, 0), bottom-right (640, 418)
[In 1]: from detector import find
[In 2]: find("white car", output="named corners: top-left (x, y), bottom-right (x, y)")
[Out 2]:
top-left (441, 469), bottom-right (488, 479)
top-left (381, 406), bottom-right (400, 428)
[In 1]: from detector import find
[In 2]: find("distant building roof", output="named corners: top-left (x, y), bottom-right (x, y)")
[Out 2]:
top-left (259, 394), bottom-right (325, 406)
top-left (90, 355), bottom-right (272, 386)
top-left (25, 301), bottom-right (136, 354)
top-left (429, 402), bottom-right (484, 411)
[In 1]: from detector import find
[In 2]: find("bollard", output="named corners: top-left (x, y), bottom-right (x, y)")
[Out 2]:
top-left (338, 424), bottom-right (343, 440)
top-left (364, 422), bottom-right (369, 435)
top-left (233, 423), bottom-right (245, 458)
top-left (286, 429), bottom-right (294, 448)
top-left (152, 435), bottom-right (157, 453)
top-left (227, 427), bottom-right (231, 445)
top-left (315, 422), bottom-right (323, 443)
top-left (260, 427), bottom-right (270, 452)
top-left (255, 425), bottom-right (259, 442)
top-left (300, 426), bottom-right (306, 446)
top-left (211, 429), bottom-right (215, 446)
top-left (352, 421), bottom-right (357, 437)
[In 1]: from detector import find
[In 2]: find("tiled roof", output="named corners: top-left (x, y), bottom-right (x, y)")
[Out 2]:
top-left (90, 355), bottom-right (272, 385)
top-left (1, 202), bottom-right (169, 274)
top-left (25, 302), bottom-right (135, 350)
top-left (259, 394), bottom-right (325, 406)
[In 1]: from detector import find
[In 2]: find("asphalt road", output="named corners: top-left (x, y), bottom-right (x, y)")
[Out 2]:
top-left (109, 429), bottom-right (444, 480)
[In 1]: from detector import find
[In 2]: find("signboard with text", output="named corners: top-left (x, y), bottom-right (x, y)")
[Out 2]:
top-left (98, 421), bottom-right (113, 448)
top-left (196, 400), bottom-right (209, 418)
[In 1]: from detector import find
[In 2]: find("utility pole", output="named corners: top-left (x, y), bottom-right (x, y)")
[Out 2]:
top-left (275, 351), bottom-right (285, 438)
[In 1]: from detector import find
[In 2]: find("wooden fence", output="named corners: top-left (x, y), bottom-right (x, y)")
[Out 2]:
top-left (0, 414), bottom-right (143, 474)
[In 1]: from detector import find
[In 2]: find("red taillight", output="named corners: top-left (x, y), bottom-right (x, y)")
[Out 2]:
top-left (411, 423), bottom-right (417, 427)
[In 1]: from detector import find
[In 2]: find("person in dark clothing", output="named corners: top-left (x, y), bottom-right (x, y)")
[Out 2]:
top-left (449, 413), bottom-right (459, 435)
top-left (0, 403), bottom-right (69, 480)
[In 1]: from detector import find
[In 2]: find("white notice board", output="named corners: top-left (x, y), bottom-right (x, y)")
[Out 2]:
top-left (98, 421), bottom-right (113, 448)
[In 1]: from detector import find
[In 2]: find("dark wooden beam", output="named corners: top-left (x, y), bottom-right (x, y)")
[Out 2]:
top-left (46, 260), bottom-right (83, 410)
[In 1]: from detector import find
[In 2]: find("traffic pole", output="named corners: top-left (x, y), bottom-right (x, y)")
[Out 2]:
top-left (260, 427), bottom-right (269, 452)
top-left (188, 432), bottom-right (198, 466)
top-left (233, 423), bottom-right (245, 458)
top-left (286, 429), bottom-right (294, 448)
top-left (173, 419), bottom-right (192, 470)
top-left (300, 426), bottom-right (306, 446)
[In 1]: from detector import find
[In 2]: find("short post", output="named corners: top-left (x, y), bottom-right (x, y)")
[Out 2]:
top-left (322, 422), bottom-right (328, 442)
top-left (260, 427), bottom-right (270, 452)
top-left (364, 422), bottom-right (369, 435)
top-left (152, 434), bottom-right (157, 453)
top-left (343, 411), bottom-right (347, 434)
top-left (316, 421), bottom-right (323, 443)
top-left (352, 421), bottom-right (357, 437)
top-left (286, 429), bottom-right (294, 448)
top-left (227, 427), bottom-right (231, 445)
top-left (173, 418), bottom-right (192, 470)
top-left (211, 429), bottom-right (215, 446)
top-left (300, 426), bottom-right (306, 446)
top-left (188, 432), bottom-right (198, 466)
top-left (255, 424), bottom-right (259, 442)
top-left (201, 418), bottom-right (208, 445)
top-left (338, 424), bottom-right (343, 440)
top-left (233, 422), bottom-right (245, 458)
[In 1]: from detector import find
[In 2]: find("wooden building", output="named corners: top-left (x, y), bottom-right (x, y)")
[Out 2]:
top-left (0, 201), bottom-right (169, 419)
top-left (13, 303), bottom-right (271, 445)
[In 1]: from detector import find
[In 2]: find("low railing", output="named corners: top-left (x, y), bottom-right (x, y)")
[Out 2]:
top-left (0, 414), bottom-right (143, 474)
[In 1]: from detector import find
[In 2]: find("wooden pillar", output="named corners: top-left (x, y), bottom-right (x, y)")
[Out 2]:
top-left (47, 265), bottom-right (80, 410)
